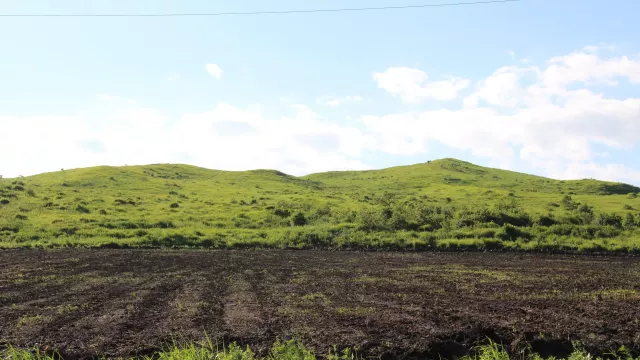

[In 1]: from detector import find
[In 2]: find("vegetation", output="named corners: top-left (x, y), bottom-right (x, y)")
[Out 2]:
top-left (1, 339), bottom-right (638, 360)
top-left (461, 341), bottom-right (639, 360)
top-left (1, 158), bottom-right (640, 252)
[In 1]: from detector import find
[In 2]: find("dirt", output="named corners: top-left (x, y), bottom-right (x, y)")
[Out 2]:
top-left (0, 250), bottom-right (639, 359)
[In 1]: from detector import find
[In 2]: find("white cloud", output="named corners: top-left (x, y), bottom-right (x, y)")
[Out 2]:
top-left (543, 51), bottom-right (640, 89)
top-left (548, 162), bottom-right (640, 185)
top-left (463, 65), bottom-right (534, 108)
top-left (2, 46), bottom-right (640, 184)
top-left (317, 95), bottom-right (363, 107)
top-left (205, 64), bottom-right (222, 79)
top-left (373, 67), bottom-right (470, 102)
top-left (0, 103), bottom-right (372, 178)
top-left (367, 47), bottom-right (640, 182)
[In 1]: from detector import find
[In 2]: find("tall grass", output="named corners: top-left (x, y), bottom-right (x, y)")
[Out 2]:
top-left (1, 340), bottom-right (637, 360)
top-left (461, 341), bottom-right (639, 360)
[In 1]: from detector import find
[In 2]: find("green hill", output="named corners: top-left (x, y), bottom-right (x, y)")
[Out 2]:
top-left (1, 159), bottom-right (639, 252)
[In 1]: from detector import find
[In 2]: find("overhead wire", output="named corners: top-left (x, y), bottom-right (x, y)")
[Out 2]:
top-left (0, 0), bottom-right (521, 17)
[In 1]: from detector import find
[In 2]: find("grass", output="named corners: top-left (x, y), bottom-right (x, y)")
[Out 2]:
top-left (0, 339), bottom-right (352, 360)
top-left (461, 341), bottom-right (639, 360)
top-left (1, 339), bottom-right (638, 360)
top-left (1, 158), bottom-right (640, 252)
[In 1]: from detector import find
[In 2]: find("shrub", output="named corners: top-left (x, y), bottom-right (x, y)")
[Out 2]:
top-left (623, 213), bottom-right (636, 228)
top-left (26, 189), bottom-right (36, 197)
top-left (475, 229), bottom-right (496, 239)
top-left (15, 214), bottom-right (27, 220)
top-left (291, 212), bottom-right (308, 227)
top-left (594, 226), bottom-right (621, 238)
top-left (561, 195), bottom-right (577, 210)
top-left (0, 198), bottom-right (9, 205)
top-left (535, 214), bottom-right (556, 227)
top-left (496, 224), bottom-right (531, 241)
top-left (170, 202), bottom-right (180, 209)
top-left (154, 220), bottom-right (175, 229)
top-left (273, 209), bottom-right (291, 218)
top-left (357, 208), bottom-right (386, 231)
top-left (546, 224), bottom-right (575, 236)
top-left (481, 238), bottom-right (504, 250)
top-left (596, 213), bottom-right (623, 228)
top-left (75, 204), bottom-right (90, 213)
top-left (99, 209), bottom-right (108, 215)
top-left (623, 204), bottom-right (634, 210)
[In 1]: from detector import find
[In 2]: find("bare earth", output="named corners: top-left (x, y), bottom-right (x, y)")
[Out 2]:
top-left (0, 250), bottom-right (639, 359)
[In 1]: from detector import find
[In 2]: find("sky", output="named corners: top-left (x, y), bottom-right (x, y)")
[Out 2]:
top-left (1, 0), bottom-right (640, 185)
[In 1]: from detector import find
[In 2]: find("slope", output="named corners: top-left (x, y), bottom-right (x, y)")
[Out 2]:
top-left (1, 159), bottom-right (639, 252)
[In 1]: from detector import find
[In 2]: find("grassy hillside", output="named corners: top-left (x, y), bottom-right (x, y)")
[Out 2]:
top-left (1, 159), bottom-right (640, 252)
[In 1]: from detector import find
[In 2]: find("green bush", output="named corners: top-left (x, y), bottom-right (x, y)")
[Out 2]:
top-left (75, 205), bottom-right (90, 214)
top-left (623, 213), bottom-right (636, 228)
top-left (496, 224), bottom-right (531, 241)
top-left (561, 195), bottom-right (577, 210)
top-left (475, 229), bottom-right (496, 239)
top-left (357, 208), bottom-right (386, 231)
top-left (290, 212), bottom-right (308, 227)
top-left (596, 213), bottom-right (623, 228)
top-left (274, 209), bottom-right (291, 218)
top-left (535, 214), bottom-right (556, 226)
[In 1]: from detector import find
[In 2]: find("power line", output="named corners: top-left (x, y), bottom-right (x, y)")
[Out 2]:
top-left (0, 0), bottom-right (521, 17)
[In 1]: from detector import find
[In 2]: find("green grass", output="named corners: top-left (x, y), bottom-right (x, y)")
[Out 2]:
top-left (1, 339), bottom-right (637, 360)
top-left (1, 158), bottom-right (640, 252)
top-left (1, 339), bottom-right (353, 360)
top-left (461, 341), bottom-right (639, 360)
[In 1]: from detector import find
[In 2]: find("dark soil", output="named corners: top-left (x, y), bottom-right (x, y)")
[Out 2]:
top-left (0, 250), bottom-right (639, 359)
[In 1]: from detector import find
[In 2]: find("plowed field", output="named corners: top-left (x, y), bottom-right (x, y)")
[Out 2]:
top-left (0, 250), bottom-right (639, 359)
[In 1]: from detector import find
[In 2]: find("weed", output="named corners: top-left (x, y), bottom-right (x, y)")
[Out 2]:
top-left (16, 315), bottom-right (46, 328)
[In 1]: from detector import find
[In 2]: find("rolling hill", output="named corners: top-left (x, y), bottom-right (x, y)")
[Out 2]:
top-left (1, 158), bottom-right (639, 252)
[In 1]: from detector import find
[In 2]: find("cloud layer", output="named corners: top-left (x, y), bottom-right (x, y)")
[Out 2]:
top-left (1, 47), bottom-right (639, 184)
top-left (373, 67), bottom-right (470, 102)
top-left (365, 46), bottom-right (640, 183)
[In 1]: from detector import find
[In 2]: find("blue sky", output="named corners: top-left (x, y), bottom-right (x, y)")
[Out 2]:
top-left (1, 0), bottom-right (640, 184)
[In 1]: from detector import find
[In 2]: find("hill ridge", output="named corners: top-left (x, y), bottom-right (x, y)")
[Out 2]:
top-left (2, 157), bottom-right (640, 251)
